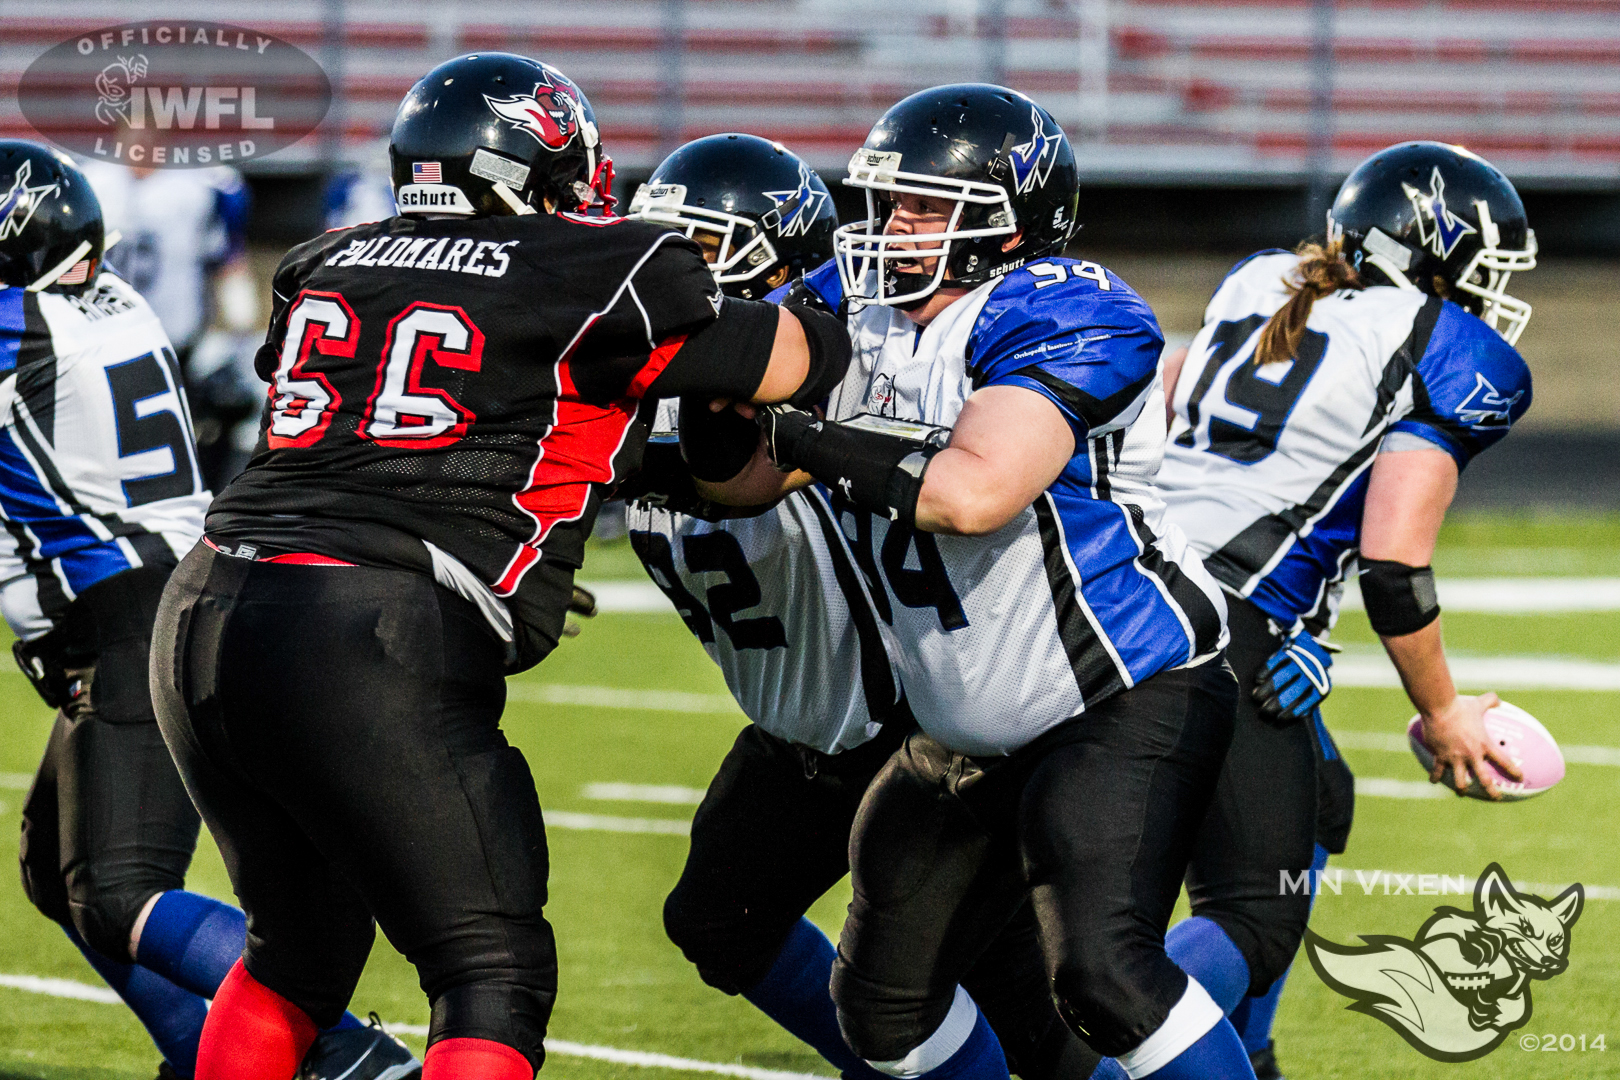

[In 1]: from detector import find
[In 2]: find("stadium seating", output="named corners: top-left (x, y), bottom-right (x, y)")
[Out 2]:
top-left (2, 1), bottom-right (1616, 182)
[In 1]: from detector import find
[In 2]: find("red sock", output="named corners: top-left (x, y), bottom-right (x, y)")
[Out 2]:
top-left (424, 1038), bottom-right (535, 1080)
top-left (196, 960), bottom-right (319, 1080)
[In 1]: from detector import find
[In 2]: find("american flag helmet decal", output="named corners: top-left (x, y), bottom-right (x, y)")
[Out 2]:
top-left (412, 161), bottom-right (443, 183)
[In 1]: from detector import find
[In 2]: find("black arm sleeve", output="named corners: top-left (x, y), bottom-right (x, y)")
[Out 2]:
top-left (645, 296), bottom-right (779, 401)
top-left (1359, 559), bottom-right (1441, 636)
top-left (644, 297), bottom-right (854, 409)
top-left (678, 398), bottom-right (760, 482)
top-left (761, 408), bottom-right (945, 529)
top-left (783, 302), bottom-right (853, 410)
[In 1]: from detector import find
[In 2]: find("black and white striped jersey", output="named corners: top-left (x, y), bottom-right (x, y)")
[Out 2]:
top-left (1159, 251), bottom-right (1532, 635)
top-left (626, 405), bottom-right (904, 754)
top-left (0, 274), bottom-right (207, 640)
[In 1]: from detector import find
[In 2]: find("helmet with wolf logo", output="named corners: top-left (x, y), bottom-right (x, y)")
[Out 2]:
top-left (628, 134), bottom-right (837, 300)
top-left (1329, 142), bottom-right (1536, 344)
top-left (389, 53), bottom-right (614, 219)
top-left (0, 140), bottom-right (105, 296)
top-left (834, 83), bottom-right (1079, 308)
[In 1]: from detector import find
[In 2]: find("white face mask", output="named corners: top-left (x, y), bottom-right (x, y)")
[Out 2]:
top-left (626, 183), bottom-right (778, 287)
top-left (833, 149), bottom-right (1017, 309)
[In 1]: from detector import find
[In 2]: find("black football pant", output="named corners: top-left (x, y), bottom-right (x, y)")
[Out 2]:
top-left (1183, 597), bottom-right (1355, 997)
top-left (19, 563), bottom-right (202, 961)
top-left (831, 662), bottom-right (1237, 1061)
top-left (151, 544), bottom-right (556, 1069)
top-left (664, 722), bottom-right (1102, 1080)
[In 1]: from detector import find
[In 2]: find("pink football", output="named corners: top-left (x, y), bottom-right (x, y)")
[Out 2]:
top-left (1407, 702), bottom-right (1565, 801)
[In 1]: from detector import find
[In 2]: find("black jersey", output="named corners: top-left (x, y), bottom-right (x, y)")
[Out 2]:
top-left (207, 212), bottom-right (724, 669)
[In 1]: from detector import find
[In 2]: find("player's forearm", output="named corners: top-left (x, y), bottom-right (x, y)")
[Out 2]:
top-left (1380, 619), bottom-right (1458, 719)
top-left (914, 448), bottom-right (1021, 535)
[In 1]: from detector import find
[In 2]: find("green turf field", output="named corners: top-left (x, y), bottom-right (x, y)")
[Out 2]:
top-left (0, 513), bottom-right (1615, 1080)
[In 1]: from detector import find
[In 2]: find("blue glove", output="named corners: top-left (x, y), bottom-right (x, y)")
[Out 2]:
top-left (1252, 632), bottom-right (1336, 726)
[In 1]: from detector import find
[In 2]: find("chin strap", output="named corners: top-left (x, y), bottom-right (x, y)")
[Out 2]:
top-left (492, 182), bottom-right (537, 216)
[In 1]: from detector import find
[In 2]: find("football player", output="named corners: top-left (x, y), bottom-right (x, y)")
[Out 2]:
top-left (147, 55), bottom-right (852, 1080)
top-left (79, 159), bottom-right (259, 490)
top-left (705, 86), bottom-right (1252, 1078)
top-left (0, 142), bottom-right (409, 1080)
top-left (1151, 141), bottom-right (1535, 1080)
top-left (623, 133), bottom-right (1102, 1080)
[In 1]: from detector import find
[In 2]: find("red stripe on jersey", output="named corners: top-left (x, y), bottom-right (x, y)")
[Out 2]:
top-left (494, 395), bottom-right (639, 597)
top-left (627, 334), bottom-right (685, 398)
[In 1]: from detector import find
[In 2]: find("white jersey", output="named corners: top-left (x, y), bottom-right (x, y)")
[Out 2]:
top-left (796, 259), bottom-right (1227, 757)
top-left (79, 163), bottom-right (249, 351)
top-left (0, 274), bottom-right (209, 640)
top-left (1160, 251), bottom-right (1531, 634)
top-left (626, 406), bottom-right (903, 754)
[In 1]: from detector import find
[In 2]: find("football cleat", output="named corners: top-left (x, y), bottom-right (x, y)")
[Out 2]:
top-left (296, 1015), bottom-right (421, 1080)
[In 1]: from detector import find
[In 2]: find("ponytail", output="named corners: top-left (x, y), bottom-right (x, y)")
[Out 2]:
top-left (1254, 239), bottom-right (1363, 366)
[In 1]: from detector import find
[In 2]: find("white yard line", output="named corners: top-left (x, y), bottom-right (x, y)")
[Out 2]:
top-left (586, 577), bottom-right (1620, 616)
top-left (1327, 869), bottom-right (1618, 902)
top-left (382, 1027), bottom-right (833, 1080)
top-left (1334, 652), bottom-right (1620, 691)
top-left (0, 772), bottom-right (32, 790)
top-left (1341, 577), bottom-right (1620, 614)
top-left (546, 810), bottom-right (690, 836)
top-left (583, 782), bottom-right (707, 805)
top-left (1333, 729), bottom-right (1620, 765)
top-left (505, 682), bottom-right (740, 715)
top-left (0, 976), bottom-right (834, 1080)
top-left (0, 974), bottom-right (122, 1004)
top-left (1355, 777), bottom-right (1450, 800)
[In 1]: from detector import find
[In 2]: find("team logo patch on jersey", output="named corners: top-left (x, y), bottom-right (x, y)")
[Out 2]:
top-left (762, 163), bottom-right (827, 238)
top-left (484, 71), bottom-right (589, 150)
top-left (1402, 168), bottom-right (1478, 260)
top-left (1007, 106), bottom-right (1062, 195)
top-left (0, 160), bottom-right (62, 242)
top-left (1454, 372), bottom-right (1523, 430)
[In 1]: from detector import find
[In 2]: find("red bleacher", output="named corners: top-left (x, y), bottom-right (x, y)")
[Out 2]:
top-left (0, 2), bottom-right (1614, 182)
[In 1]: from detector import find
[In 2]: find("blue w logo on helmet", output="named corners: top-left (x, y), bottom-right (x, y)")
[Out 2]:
top-left (1008, 106), bottom-right (1062, 195)
top-left (1401, 167), bottom-right (1478, 259)
top-left (762, 162), bottom-right (827, 238)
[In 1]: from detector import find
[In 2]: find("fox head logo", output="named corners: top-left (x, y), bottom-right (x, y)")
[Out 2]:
top-left (1306, 864), bottom-right (1582, 1062)
top-left (484, 71), bottom-right (589, 151)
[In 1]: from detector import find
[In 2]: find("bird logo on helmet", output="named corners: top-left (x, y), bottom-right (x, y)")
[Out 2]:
top-left (762, 163), bottom-right (830, 239)
top-left (1401, 168), bottom-right (1478, 260)
top-left (0, 160), bottom-right (60, 242)
top-left (484, 70), bottom-right (592, 152)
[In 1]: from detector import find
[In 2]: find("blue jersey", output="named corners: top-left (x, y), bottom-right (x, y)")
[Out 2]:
top-left (1159, 251), bottom-right (1532, 634)
top-left (0, 275), bottom-right (208, 640)
top-left (797, 259), bottom-right (1228, 756)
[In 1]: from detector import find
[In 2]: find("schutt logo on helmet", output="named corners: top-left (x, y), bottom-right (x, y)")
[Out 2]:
top-left (19, 21), bottom-right (330, 169)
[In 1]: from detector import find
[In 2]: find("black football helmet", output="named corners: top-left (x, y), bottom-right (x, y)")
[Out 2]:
top-left (627, 134), bottom-right (837, 300)
top-left (835, 84), bottom-right (1079, 308)
top-left (1329, 141), bottom-right (1536, 344)
top-left (0, 141), bottom-right (106, 296)
top-left (389, 53), bottom-right (614, 219)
